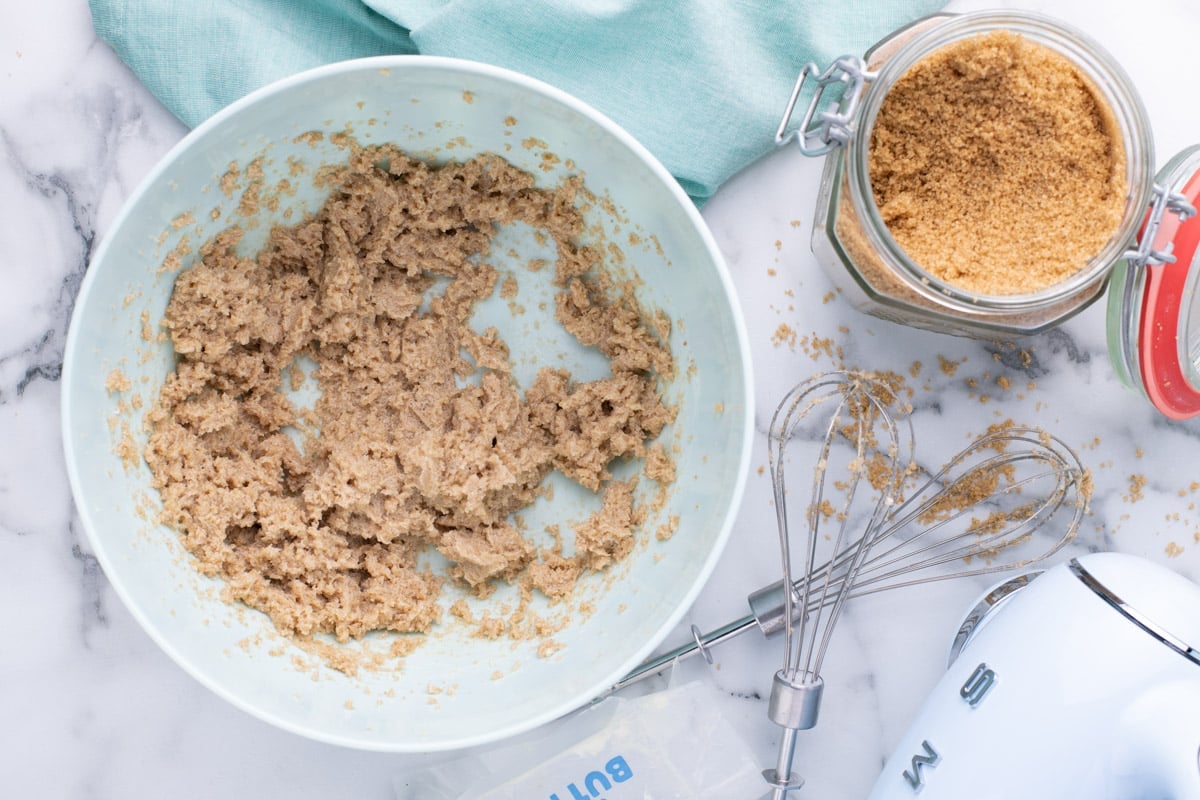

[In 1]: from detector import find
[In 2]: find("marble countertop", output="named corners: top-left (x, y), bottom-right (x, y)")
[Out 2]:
top-left (7, 0), bottom-right (1200, 797)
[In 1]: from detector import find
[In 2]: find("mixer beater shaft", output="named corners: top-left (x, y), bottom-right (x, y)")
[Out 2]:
top-left (612, 396), bottom-right (1085, 702)
top-left (609, 372), bottom-right (1087, 797)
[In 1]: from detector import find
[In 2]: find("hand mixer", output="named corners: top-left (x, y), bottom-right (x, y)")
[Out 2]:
top-left (611, 371), bottom-right (1087, 796)
top-left (867, 551), bottom-right (1200, 799)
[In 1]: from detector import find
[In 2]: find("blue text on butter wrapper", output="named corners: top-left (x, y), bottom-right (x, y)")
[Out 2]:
top-left (548, 755), bottom-right (633, 799)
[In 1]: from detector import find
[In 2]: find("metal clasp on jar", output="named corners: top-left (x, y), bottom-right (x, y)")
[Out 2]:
top-left (775, 57), bottom-right (876, 156)
top-left (1124, 183), bottom-right (1198, 268)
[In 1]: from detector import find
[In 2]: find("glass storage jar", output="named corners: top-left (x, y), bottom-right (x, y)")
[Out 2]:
top-left (783, 10), bottom-right (1165, 338)
top-left (781, 9), bottom-right (1200, 419)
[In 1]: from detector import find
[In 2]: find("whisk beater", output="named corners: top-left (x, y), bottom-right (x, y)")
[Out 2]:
top-left (606, 370), bottom-right (1086, 797)
top-left (610, 372), bottom-right (1087, 698)
top-left (762, 372), bottom-right (912, 797)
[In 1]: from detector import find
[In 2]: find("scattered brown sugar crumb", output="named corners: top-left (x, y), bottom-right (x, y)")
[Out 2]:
top-left (144, 146), bottom-right (675, 663)
top-left (476, 615), bottom-right (505, 640)
top-left (916, 419), bottom-right (1023, 524)
top-left (1166, 541), bottom-right (1184, 558)
top-left (105, 369), bottom-right (131, 394)
top-left (219, 161), bottom-right (240, 197)
top-left (1125, 474), bottom-right (1147, 503)
top-left (537, 638), bottom-right (564, 658)
top-left (937, 355), bottom-right (961, 377)
top-left (772, 323), bottom-right (798, 349)
top-left (869, 31), bottom-right (1126, 295)
top-left (449, 599), bottom-right (472, 622)
top-left (805, 336), bottom-right (838, 363)
top-left (462, 90), bottom-right (474, 104)
top-left (574, 479), bottom-right (641, 571)
top-left (158, 235), bottom-right (192, 275)
top-left (115, 424), bottom-right (139, 471)
top-left (644, 442), bottom-right (676, 485)
top-left (439, 523), bottom-right (534, 598)
top-left (996, 375), bottom-right (1012, 391)
top-left (983, 418), bottom-right (1017, 447)
top-left (293, 130), bottom-right (324, 147)
top-left (1079, 468), bottom-right (1095, 504)
top-left (813, 498), bottom-right (836, 520)
top-left (504, 116), bottom-right (518, 127)
top-left (527, 552), bottom-right (582, 601)
top-left (287, 363), bottom-right (306, 391)
top-left (656, 514), bottom-right (680, 541)
top-left (236, 158), bottom-right (265, 217)
top-left (172, 211), bottom-right (195, 230)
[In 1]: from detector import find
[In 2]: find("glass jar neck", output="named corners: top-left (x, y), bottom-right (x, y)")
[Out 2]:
top-left (845, 10), bottom-right (1155, 313)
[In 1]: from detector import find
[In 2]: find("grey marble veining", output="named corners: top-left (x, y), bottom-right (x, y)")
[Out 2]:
top-left (8, 0), bottom-right (1200, 798)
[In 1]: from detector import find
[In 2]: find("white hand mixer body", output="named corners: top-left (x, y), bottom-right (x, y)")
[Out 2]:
top-left (869, 552), bottom-right (1200, 799)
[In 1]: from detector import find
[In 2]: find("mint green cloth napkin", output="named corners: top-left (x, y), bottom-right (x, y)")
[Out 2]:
top-left (90, 0), bottom-right (945, 202)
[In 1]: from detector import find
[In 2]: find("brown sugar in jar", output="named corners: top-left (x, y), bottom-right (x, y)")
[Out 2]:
top-left (800, 11), bottom-right (1156, 338)
top-left (868, 31), bottom-right (1127, 296)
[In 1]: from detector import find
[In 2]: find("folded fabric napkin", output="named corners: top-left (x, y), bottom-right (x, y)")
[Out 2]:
top-left (90, 0), bottom-right (945, 202)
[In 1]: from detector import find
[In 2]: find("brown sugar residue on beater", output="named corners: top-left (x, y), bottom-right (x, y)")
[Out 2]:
top-left (144, 144), bottom-right (676, 667)
top-left (869, 31), bottom-right (1126, 295)
top-left (831, 371), bottom-right (920, 495)
top-left (917, 419), bottom-right (1019, 525)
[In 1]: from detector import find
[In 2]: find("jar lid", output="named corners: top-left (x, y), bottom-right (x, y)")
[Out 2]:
top-left (1107, 146), bottom-right (1200, 419)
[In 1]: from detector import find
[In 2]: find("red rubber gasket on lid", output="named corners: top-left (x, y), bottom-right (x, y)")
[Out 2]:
top-left (1138, 168), bottom-right (1200, 419)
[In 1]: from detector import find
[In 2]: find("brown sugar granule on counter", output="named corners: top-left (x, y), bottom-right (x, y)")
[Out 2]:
top-left (1125, 474), bottom-right (1147, 503)
top-left (869, 31), bottom-right (1126, 295)
top-left (144, 146), bottom-right (675, 653)
top-left (771, 323), bottom-right (797, 350)
top-left (937, 355), bottom-right (962, 377)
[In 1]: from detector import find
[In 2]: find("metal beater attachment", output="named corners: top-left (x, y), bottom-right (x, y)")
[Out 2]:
top-left (610, 373), bottom-right (1087, 697)
top-left (762, 372), bottom-right (911, 797)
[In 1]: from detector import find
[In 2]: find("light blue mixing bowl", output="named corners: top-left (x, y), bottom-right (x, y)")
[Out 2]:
top-left (62, 56), bottom-right (752, 751)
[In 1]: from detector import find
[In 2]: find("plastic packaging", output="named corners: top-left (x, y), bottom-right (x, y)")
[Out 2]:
top-left (395, 681), bottom-right (764, 800)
